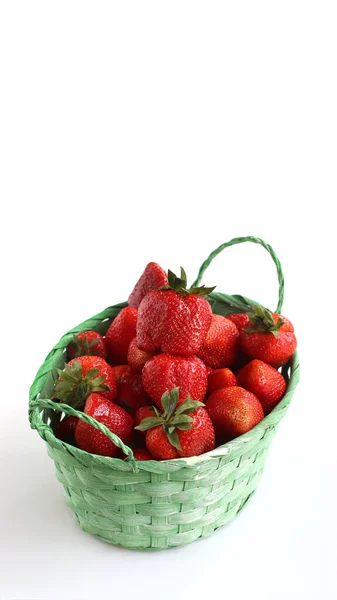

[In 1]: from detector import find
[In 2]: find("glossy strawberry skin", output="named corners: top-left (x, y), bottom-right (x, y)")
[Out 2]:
top-left (146, 427), bottom-right (178, 459)
top-left (137, 289), bottom-right (212, 356)
top-left (127, 338), bottom-right (154, 373)
top-left (55, 416), bottom-right (79, 443)
top-left (198, 315), bottom-right (239, 368)
top-left (142, 353), bottom-right (208, 409)
top-left (67, 331), bottom-right (107, 360)
top-left (75, 393), bottom-right (134, 457)
top-left (227, 313), bottom-right (251, 331)
top-left (67, 355), bottom-right (117, 402)
top-left (128, 262), bottom-right (168, 308)
top-left (112, 364), bottom-right (132, 384)
top-left (207, 368), bottom-right (237, 395)
top-left (105, 307), bottom-right (138, 364)
top-left (240, 314), bottom-right (297, 367)
top-left (116, 373), bottom-right (150, 413)
top-left (146, 407), bottom-right (215, 459)
top-left (133, 448), bottom-right (154, 461)
top-left (237, 359), bottom-right (286, 414)
top-left (206, 386), bottom-right (264, 443)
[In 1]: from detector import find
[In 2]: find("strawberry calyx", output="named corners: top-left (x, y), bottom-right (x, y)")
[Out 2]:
top-left (52, 360), bottom-right (110, 410)
top-left (244, 305), bottom-right (284, 339)
top-left (134, 387), bottom-right (204, 451)
top-left (68, 333), bottom-right (99, 358)
top-left (161, 267), bottom-right (215, 298)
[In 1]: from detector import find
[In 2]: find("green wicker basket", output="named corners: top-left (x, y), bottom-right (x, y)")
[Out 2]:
top-left (29, 236), bottom-right (300, 550)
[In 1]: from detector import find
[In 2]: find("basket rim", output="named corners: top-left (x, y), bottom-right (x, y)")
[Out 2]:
top-left (29, 297), bottom-right (300, 470)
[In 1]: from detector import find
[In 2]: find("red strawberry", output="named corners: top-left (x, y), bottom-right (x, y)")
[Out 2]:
top-left (55, 415), bottom-right (79, 444)
top-left (112, 364), bottom-right (132, 384)
top-left (134, 405), bottom-right (155, 444)
top-left (53, 355), bottom-right (117, 409)
top-left (206, 386), bottom-right (264, 443)
top-left (136, 388), bottom-right (215, 459)
top-left (105, 307), bottom-right (138, 364)
top-left (142, 353), bottom-right (208, 409)
top-left (67, 331), bottom-right (107, 360)
top-left (207, 368), bottom-right (237, 395)
top-left (133, 448), bottom-right (154, 461)
top-left (116, 373), bottom-right (150, 413)
top-left (198, 314), bottom-right (239, 368)
top-left (240, 305), bottom-right (297, 367)
top-left (75, 393), bottom-right (134, 457)
top-left (127, 338), bottom-right (154, 373)
top-left (128, 262), bottom-right (168, 308)
top-left (205, 365), bottom-right (214, 376)
top-left (136, 268), bottom-right (214, 356)
top-left (237, 359), bottom-right (286, 414)
top-left (227, 313), bottom-right (251, 331)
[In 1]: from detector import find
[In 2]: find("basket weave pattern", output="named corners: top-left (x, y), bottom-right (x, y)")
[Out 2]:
top-left (29, 237), bottom-right (300, 550)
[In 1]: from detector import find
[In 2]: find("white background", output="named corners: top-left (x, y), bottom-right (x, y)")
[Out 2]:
top-left (1, 2), bottom-right (336, 599)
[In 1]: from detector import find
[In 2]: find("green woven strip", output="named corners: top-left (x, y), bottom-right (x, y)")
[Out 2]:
top-left (192, 236), bottom-right (284, 313)
top-left (28, 236), bottom-right (300, 550)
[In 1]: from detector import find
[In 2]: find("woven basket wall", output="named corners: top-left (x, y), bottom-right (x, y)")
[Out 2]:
top-left (29, 236), bottom-right (300, 550)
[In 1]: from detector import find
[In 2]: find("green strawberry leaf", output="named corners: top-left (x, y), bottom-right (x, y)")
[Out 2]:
top-left (56, 369), bottom-right (77, 382)
top-left (135, 416), bottom-right (164, 431)
top-left (175, 399), bottom-right (204, 416)
top-left (188, 285), bottom-right (216, 296)
top-left (167, 269), bottom-right (188, 291)
top-left (85, 368), bottom-right (100, 381)
top-left (180, 267), bottom-right (187, 285)
top-left (161, 390), bottom-right (170, 416)
top-left (170, 414), bottom-right (193, 426)
top-left (175, 422), bottom-right (193, 431)
top-left (161, 388), bottom-right (180, 419)
top-left (167, 428), bottom-right (182, 451)
top-left (89, 338), bottom-right (99, 348)
top-left (244, 305), bottom-right (284, 335)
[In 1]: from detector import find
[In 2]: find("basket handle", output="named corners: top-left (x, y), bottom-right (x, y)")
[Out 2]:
top-left (29, 397), bottom-right (136, 469)
top-left (192, 235), bottom-right (284, 313)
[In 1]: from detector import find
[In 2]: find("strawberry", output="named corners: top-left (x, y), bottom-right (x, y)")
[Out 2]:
top-left (67, 331), bottom-right (107, 360)
top-left (75, 393), bottom-right (134, 457)
top-left (205, 365), bottom-right (214, 376)
top-left (207, 368), bottom-right (237, 395)
top-left (136, 268), bottom-right (214, 356)
top-left (105, 307), bottom-right (138, 364)
top-left (134, 405), bottom-right (155, 444)
top-left (55, 415), bottom-right (79, 444)
top-left (128, 262), bottom-right (168, 308)
top-left (240, 305), bottom-right (297, 367)
top-left (112, 364), bottom-right (132, 384)
top-left (226, 313), bottom-right (251, 331)
top-left (206, 386), bottom-right (264, 443)
top-left (127, 338), bottom-right (154, 373)
top-left (53, 356), bottom-right (117, 409)
top-left (142, 353), bottom-right (208, 409)
top-left (116, 373), bottom-right (150, 413)
top-left (237, 359), bottom-right (286, 414)
top-left (136, 388), bottom-right (215, 459)
top-left (198, 314), bottom-right (239, 368)
top-left (133, 448), bottom-right (154, 461)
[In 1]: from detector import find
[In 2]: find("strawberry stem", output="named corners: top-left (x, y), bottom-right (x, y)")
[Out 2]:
top-left (134, 387), bottom-right (204, 450)
top-left (161, 268), bottom-right (215, 297)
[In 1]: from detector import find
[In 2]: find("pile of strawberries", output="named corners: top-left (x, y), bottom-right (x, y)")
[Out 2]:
top-left (54, 262), bottom-right (297, 461)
